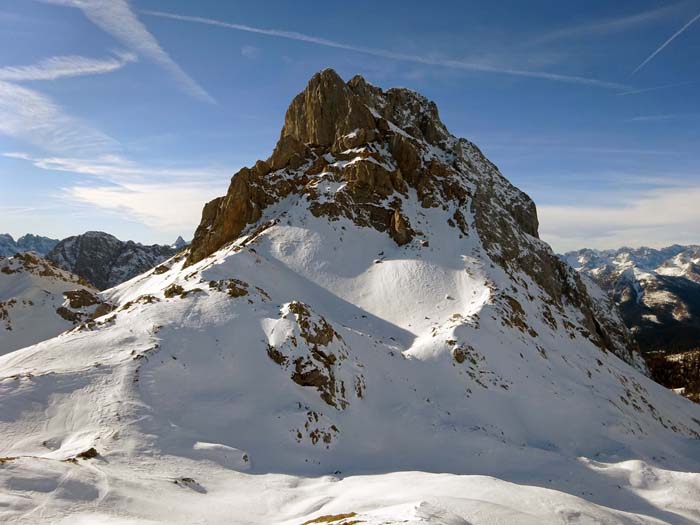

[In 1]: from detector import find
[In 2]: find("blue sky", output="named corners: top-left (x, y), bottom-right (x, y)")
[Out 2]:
top-left (0, 0), bottom-right (698, 252)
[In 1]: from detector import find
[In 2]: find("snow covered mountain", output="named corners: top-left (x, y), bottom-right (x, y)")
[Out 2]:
top-left (0, 253), bottom-right (111, 355)
top-left (565, 245), bottom-right (700, 355)
top-left (0, 233), bottom-right (59, 257)
top-left (47, 231), bottom-right (178, 290)
top-left (1, 70), bottom-right (700, 524)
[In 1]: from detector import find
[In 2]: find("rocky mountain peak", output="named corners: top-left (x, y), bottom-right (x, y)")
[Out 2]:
top-left (48, 232), bottom-right (177, 290)
top-left (184, 69), bottom-right (639, 369)
top-left (188, 69), bottom-right (477, 265)
top-left (172, 236), bottom-right (188, 250)
top-left (280, 69), bottom-right (376, 148)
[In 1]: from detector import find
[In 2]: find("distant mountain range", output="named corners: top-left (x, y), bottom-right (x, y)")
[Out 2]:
top-left (0, 231), bottom-right (188, 290)
top-left (566, 245), bottom-right (700, 401)
top-left (0, 233), bottom-right (59, 256)
top-left (46, 231), bottom-right (180, 290)
top-left (565, 245), bottom-right (700, 354)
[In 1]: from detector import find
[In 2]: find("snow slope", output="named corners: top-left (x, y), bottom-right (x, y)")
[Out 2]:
top-left (1, 70), bottom-right (699, 524)
top-left (0, 253), bottom-right (107, 355)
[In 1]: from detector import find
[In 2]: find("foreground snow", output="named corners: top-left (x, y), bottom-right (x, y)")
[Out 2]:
top-left (2, 218), bottom-right (699, 524)
top-left (2, 455), bottom-right (700, 524)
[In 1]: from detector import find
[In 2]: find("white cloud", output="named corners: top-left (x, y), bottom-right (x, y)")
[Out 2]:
top-left (0, 51), bottom-right (136, 81)
top-left (64, 182), bottom-right (222, 235)
top-left (627, 114), bottom-right (691, 122)
top-left (41, 0), bottom-right (214, 102)
top-left (0, 80), bottom-right (115, 153)
top-left (3, 152), bottom-right (226, 183)
top-left (0, 52), bottom-right (138, 153)
top-left (141, 9), bottom-right (628, 90)
top-left (538, 185), bottom-right (700, 252)
top-left (6, 152), bottom-right (230, 236)
top-left (617, 80), bottom-right (699, 96)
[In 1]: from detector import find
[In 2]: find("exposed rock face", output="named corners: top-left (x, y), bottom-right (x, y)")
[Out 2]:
top-left (0, 233), bottom-right (59, 257)
top-left (186, 68), bottom-right (638, 368)
top-left (282, 71), bottom-right (376, 147)
top-left (647, 349), bottom-right (700, 403)
top-left (48, 231), bottom-right (176, 290)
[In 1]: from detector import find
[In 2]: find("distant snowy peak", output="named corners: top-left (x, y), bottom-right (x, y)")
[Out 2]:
top-left (171, 236), bottom-right (188, 250)
top-left (565, 245), bottom-right (700, 354)
top-left (0, 233), bottom-right (59, 257)
top-left (47, 231), bottom-right (177, 290)
top-left (566, 245), bottom-right (700, 282)
top-left (0, 253), bottom-right (111, 354)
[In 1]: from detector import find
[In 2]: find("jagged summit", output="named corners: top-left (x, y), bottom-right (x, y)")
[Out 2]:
top-left (566, 244), bottom-right (700, 356)
top-left (172, 236), bottom-right (188, 250)
top-left (186, 69), bottom-right (459, 265)
top-left (0, 232), bottom-right (59, 257)
top-left (48, 231), bottom-right (177, 289)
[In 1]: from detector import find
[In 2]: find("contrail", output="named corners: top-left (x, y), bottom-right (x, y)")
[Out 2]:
top-left (43, 0), bottom-right (214, 103)
top-left (141, 9), bottom-right (628, 90)
top-left (633, 11), bottom-right (700, 74)
top-left (617, 80), bottom-right (698, 96)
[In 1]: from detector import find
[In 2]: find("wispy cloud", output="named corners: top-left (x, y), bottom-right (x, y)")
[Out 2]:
top-left (617, 80), bottom-right (699, 96)
top-left (6, 152), bottom-right (230, 235)
top-left (627, 113), bottom-right (694, 122)
top-left (0, 51), bottom-right (138, 152)
top-left (0, 51), bottom-right (136, 82)
top-left (141, 9), bottom-right (628, 90)
top-left (64, 182), bottom-right (222, 235)
top-left (4, 152), bottom-right (228, 184)
top-left (0, 80), bottom-right (115, 153)
top-left (633, 10), bottom-right (700, 73)
top-left (40, 0), bottom-right (214, 103)
top-left (532, 3), bottom-right (680, 44)
top-left (480, 140), bottom-right (680, 156)
top-left (539, 184), bottom-right (700, 252)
